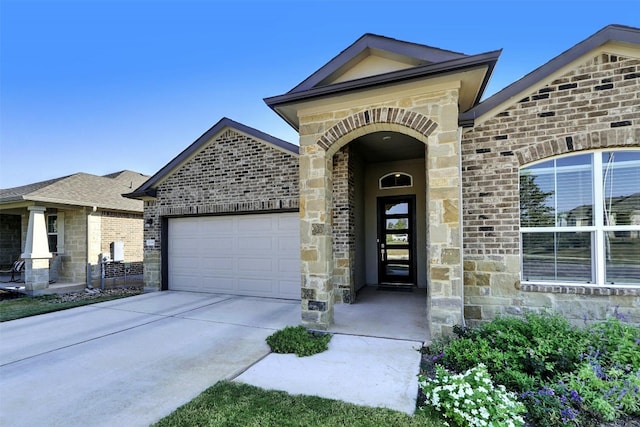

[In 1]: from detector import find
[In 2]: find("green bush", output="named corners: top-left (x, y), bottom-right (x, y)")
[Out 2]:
top-left (266, 325), bottom-right (331, 357)
top-left (424, 311), bottom-right (640, 427)
top-left (440, 312), bottom-right (590, 392)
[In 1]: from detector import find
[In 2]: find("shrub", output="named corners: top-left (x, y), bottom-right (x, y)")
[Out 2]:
top-left (418, 363), bottom-right (526, 427)
top-left (440, 312), bottom-right (590, 392)
top-left (266, 325), bottom-right (331, 357)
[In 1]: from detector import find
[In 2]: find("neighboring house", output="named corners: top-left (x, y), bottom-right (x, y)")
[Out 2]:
top-left (0, 170), bottom-right (148, 294)
top-left (128, 24), bottom-right (639, 338)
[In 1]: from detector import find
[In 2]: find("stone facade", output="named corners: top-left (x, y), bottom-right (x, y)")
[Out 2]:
top-left (142, 128), bottom-right (300, 291)
top-left (462, 53), bottom-right (640, 324)
top-left (299, 97), bottom-right (465, 336)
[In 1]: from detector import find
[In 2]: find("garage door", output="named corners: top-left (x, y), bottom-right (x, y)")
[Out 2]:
top-left (168, 212), bottom-right (300, 299)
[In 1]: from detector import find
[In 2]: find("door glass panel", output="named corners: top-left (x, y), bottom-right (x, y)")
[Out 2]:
top-left (385, 263), bottom-right (409, 276)
top-left (385, 202), bottom-right (408, 215)
top-left (386, 218), bottom-right (408, 230)
top-left (386, 248), bottom-right (409, 260)
top-left (605, 231), bottom-right (640, 284)
top-left (386, 233), bottom-right (409, 245)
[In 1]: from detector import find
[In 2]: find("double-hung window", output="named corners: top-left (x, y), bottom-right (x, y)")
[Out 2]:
top-left (519, 150), bottom-right (640, 286)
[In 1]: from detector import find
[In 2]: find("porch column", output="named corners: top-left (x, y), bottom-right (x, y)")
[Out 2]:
top-left (21, 206), bottom-right (52, 295)
top-left (300, 143), bottom-right (334, 330)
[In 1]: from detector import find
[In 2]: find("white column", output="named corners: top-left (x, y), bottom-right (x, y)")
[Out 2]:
top-left (21, 206), bottom-right (52, 295)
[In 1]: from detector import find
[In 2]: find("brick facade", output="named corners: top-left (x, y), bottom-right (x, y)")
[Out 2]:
top-left (142, 128), bottom-right (299, 291)
top-left (462, 53), bottom-right (640, 325)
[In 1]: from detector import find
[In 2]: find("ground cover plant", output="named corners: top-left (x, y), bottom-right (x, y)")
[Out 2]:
top-left (153, 381), bottom-right (444, 427)
top-left (421, 310), bottom-right (640, 426)
top-left (266, 325), bottom-right (332, 357)
top-left (0, 287), bottom-right (143, 322)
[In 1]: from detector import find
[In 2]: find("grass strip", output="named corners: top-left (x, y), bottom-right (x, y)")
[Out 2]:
top-left (0, 291), bottom-right (142, 322)
top-left (153, 381), bottom-right (444, 427)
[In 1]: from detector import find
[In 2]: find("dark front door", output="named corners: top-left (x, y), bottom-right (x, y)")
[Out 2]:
top-left (377, 195), bottom-right (416, 286)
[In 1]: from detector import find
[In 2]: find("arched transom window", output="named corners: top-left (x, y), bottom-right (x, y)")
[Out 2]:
top-left (380, 172), bottom-right (413, 189)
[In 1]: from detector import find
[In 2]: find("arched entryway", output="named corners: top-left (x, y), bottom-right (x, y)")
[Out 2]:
top-left (298, 105), bottom-right (465, 340)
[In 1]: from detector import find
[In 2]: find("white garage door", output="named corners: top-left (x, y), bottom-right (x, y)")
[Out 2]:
top-left (168, 212), bottom-right (300, 299)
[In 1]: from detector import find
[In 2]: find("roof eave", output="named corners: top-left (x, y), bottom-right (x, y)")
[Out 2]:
top-left (265, 50), bottom-right (501, 130)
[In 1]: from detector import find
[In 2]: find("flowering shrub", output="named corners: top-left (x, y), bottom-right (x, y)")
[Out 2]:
top-left (418, 363), bottom-right (526, 427)
top-left (520, 382), bottom-right (590, 426)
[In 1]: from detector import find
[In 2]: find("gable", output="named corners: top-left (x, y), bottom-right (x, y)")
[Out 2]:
top-left (127, 118), bottom-right (298, 199)
top-left (462, 25), bottom-right (640, 128)
top-left (289, 34), bottom-right (468, 93)
top-left (327, 50), bottom-right (419, 85)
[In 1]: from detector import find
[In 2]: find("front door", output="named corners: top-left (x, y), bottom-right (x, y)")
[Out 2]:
top-left (377, 195), bottom-right (416, 286)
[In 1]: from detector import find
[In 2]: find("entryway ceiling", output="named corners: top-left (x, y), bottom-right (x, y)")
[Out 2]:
top-left (350, 131), bottom-right (425, 162)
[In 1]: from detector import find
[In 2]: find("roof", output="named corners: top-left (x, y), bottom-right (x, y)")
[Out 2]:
top-left (460, 24), bottom-right (640, 127)
top-left (265, 33), bottom-right (500, 130)
top-left (287, 33), bottom-right (469, 93)
top-left (0, 170), bottom-right (149, 212)
top-left (126, 117), bottom-right (299, 199)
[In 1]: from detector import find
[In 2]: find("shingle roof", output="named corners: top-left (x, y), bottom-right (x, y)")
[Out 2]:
top-left (0, 170), bottom-right (148, 212)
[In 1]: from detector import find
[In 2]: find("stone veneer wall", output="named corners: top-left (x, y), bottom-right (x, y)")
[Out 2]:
top-left (298, 94), bottom-right (464, 336)
top-left (462, 53), bottom-right (640, 325)
top-left (142, 128), bottom-right (299, 290)
top-left (59, 208), bottom-right (89, 283)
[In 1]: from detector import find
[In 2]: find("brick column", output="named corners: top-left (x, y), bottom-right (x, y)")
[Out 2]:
top-left (21, 206), bottom-right (52, 295)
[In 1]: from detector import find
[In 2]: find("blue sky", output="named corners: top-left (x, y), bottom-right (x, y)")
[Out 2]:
top-left (1, 0), bottom-right (638, 188)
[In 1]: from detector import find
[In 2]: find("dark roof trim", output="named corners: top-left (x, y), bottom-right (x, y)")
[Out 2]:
top-left (289, 33), bottom-right (468, 93)
top-left (265, 50), bottom-right (501, 128)
top-left (460, 24), bottom-right (640, 126)
top-left (125, 117), bottom-right (298, 199)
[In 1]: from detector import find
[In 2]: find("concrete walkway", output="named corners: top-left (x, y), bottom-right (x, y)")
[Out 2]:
top-left (0, 291), bottom-right (423, 426)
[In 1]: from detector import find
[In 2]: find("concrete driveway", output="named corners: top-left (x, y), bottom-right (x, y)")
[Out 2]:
top-left (0, 291), bottom-right (300, 427)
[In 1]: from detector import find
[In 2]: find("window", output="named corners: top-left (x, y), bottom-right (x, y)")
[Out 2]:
top-left (46, 213), bottom-right (64, 254)
top-left (519, 150), bottom-right (640, 286)
top-left (380, 172), bottom-right (412, 189)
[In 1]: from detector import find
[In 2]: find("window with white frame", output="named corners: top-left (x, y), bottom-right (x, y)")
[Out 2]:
top-left (519, 149), bottom-right (640, 286)
top-left (46, 212), bottom-right (64, 254)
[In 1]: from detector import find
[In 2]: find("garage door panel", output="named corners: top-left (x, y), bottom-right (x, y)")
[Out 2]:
top-left (237, 278), bottom-right (274, 295)
top-left (238, 216), bottom-right (272, 230)
top-left (238, 236), bottom-right (273, 251)
top-left (169, 213), bottom-right (300, 299)
top-left (201, 218), bottom-right (235, 234)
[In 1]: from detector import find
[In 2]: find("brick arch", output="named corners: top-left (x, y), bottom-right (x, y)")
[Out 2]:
top-left (516, 127), bottom-right (639, 166)
top-left (317, 107), bottom-right (438, 151)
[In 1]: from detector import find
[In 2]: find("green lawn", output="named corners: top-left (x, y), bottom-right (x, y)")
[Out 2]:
top-left (153, 381), bottom-right (443, 427)
top-left (0, 290), bottom-right (142, 322)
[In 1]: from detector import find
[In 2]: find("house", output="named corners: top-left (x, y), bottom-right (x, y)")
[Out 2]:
top-left (0, 170), bottom-right (148, 294)
top-left (128, 24), bottom-right (639, 338)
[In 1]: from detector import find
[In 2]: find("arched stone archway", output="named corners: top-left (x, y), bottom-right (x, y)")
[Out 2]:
top-left (298, 92), bottom-right (465, 339)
